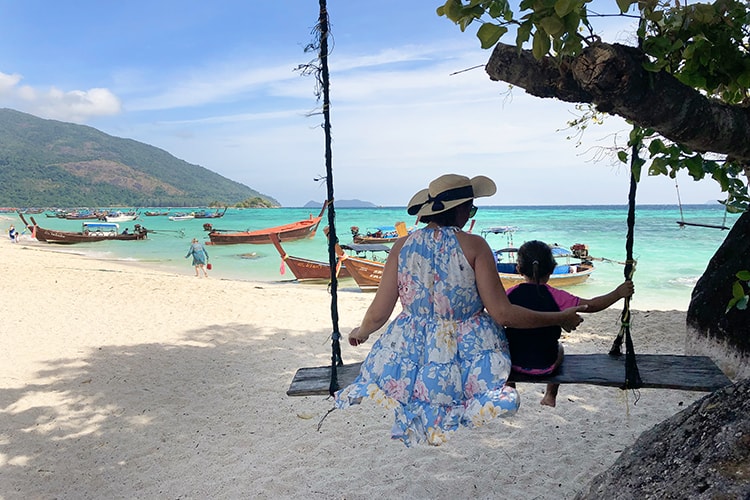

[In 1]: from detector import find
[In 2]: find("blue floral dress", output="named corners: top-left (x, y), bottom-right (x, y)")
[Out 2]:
top-left (335, 226), bottom-right (519, 446)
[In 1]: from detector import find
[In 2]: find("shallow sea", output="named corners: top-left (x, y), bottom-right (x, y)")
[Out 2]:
top-left (6, 204), bottom-right (739, 310)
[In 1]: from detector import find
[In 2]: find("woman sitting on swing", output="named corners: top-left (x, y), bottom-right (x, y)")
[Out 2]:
top-left (335, 173), bottom-right (586, 446)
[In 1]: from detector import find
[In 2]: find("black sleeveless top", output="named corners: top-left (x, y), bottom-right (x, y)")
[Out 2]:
top-left (505, 283), bottom-right (562, 369)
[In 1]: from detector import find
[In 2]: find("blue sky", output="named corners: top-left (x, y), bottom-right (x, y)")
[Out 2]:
top-left (0, 1), bottom-right (725, 207)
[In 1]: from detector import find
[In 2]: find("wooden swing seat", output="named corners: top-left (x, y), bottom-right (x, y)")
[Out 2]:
top-left (286, 353), bottom-right (732, 396)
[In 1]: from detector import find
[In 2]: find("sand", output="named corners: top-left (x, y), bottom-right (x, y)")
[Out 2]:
top-left (0, 235), bottom-right (715, 499)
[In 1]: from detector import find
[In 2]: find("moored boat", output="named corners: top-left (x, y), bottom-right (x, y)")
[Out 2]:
top-left (103, 210), bottom-right (139, 222)
top-left (19, 214), bottom-right (149, 244)
top-left (483, 226), bottom-right (594, 288)
top-left (350, 221), bottom-right (411, 244)
top-left (336, 242), bottom-right (390, 291)
top-left (169, 212), bottom-right (195, 221)
top-left (269, 233), bottom-right (351, 281)
top-left (205, 203), bottom-right (327, 245)
top-left (194, 207), bottom-right (228, 219)
top-left (65, 210), bottom-right (102, 220)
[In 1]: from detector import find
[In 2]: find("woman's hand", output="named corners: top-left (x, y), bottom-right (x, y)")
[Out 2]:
top-left (560, 305), bottom-right (587, 332)
top-left (348, 327), bottom-right (370, 346)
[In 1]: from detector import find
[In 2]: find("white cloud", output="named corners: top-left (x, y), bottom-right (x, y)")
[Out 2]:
top-left (0, 72), bottom-right (23, 95)
top-left (0, 71), bottom-right (121, 122)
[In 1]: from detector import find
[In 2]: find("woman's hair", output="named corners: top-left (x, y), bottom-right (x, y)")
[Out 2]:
top-left (516, 240), bottom-right (557, 284)
top-left (419, 200), bottom-right (471, 226)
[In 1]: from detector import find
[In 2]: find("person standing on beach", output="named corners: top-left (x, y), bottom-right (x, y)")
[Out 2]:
top-left (9, 224), bottom-right (16, 242)
top-left (335, 174), bottom-right (585, 446)
top-left (185, 238), bottom-right (209, 277)
top-left (504, 240), bottom-right (634, 407)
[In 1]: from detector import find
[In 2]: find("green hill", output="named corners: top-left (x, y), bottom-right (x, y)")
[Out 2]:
top-left (0, 108), bottom-right (279, 207)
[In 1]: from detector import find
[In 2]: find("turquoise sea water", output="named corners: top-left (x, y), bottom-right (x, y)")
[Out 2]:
top-left (7, 204), bottom-right (739, 310)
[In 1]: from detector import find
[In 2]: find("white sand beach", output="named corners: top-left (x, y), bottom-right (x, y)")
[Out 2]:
top-left (0, 236), bottom-right (719, 499)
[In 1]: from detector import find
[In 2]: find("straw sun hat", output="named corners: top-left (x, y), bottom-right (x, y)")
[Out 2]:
top-left (407, 174), bottom-right (496, 217)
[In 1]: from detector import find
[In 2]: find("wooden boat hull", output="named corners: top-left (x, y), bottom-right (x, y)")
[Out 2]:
top-left (209, 222), bottom-right (319, 244)
top-left (499, 264), bottom-right (595, 289)
top-left (21, 215), bottom-right (148, 244)
top-left (340, 255), bottom-right (384, 291)
top-left (339, 249), bottom-right (593, 292)
top-left (352, 235), bottom-right (399, 244)
top-left (269, 233), bottom-right (350, 281)
top-left (207, 203), bottom-right (327, 245)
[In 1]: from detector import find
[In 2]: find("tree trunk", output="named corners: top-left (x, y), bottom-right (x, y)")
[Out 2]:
top-left (485, 42), bottom-right (750, 161)
top-left (686, 211), bottom-right (750, 379)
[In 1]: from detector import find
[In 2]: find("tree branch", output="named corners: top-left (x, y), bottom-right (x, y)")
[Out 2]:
top-left (485, 42), bottom-right (750, 160)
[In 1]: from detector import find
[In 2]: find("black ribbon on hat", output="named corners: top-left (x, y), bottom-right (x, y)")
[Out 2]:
top-left (408, 185), bottom-right (474, 215)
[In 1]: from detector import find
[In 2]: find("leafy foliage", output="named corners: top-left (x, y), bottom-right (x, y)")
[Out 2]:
top-left (436, 0), bottom-right (750, 210)
top-left (727, 270), bottom-right (750, 312)
top-left (235, 197), bottom-right (277, 208)
top-left (0, 109), bottom-right (280, 208)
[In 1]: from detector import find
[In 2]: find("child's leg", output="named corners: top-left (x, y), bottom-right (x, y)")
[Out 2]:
top-left (541, 344), bottom-right (565, 407)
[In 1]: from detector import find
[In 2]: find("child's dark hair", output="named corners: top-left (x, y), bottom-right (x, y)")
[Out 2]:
top-left (516, 240), bottom-right (557, 284)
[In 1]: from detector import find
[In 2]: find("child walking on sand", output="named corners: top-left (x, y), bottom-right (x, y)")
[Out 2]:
top-left (504, 240), bottom-right (634, 407)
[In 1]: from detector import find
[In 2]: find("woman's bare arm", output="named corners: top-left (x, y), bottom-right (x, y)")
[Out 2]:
top-left (348, 238), bottom-right (404, 346)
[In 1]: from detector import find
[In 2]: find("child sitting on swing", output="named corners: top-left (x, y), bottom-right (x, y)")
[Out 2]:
top-left (505, 240), bottom-right (634, 407)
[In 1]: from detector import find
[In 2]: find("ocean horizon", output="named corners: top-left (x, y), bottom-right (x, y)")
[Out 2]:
top-left (4, 203), bottom-right (739, 311)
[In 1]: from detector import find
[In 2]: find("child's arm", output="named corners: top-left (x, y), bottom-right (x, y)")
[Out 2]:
top-left (579, 280), bottom-right (634, 313)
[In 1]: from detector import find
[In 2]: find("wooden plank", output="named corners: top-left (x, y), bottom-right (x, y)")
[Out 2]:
top-left (508, 354), bottom-right (731, 391)
top-left (287, 363), bottom-right (364, 396)
top-left (286, 354), bottom-right (732, 397)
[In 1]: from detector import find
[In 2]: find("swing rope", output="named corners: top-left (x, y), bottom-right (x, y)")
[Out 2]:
top-left (302, 0), bottom-right (342, 394)
top-left (608, 140), bottom-right (643, 392)
top-left (312, 1), bottom-right (344, 398)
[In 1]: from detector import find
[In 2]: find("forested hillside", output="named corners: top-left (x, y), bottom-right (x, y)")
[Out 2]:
top-left (0, 108), bottom-right (278, 207)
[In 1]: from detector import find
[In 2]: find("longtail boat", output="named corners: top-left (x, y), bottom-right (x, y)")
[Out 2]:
top-left (336, 242), bottom-right (390, 291)
top-left (205, 202), bottom-right (328, 245)
top-left (482, 226), bottom-right (595, 288)
top-left (19, 214), bottom-right (148, 244)
top-left (350, 221), bottom-right (411, 244)
top-left (269, 232), bottom-right (351, 281)
top-left (194, 207), bottom-right (228, 219)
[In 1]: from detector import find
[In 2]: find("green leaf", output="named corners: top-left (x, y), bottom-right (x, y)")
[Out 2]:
top-left (648, 157), bottom-right (669, 176)
top-left (539, 15), bottom-right (565, 37)
top-left (739, 296), bottom-right (749, 310)
top-left (554, 0), bottom-right (574, 17)
top-left (516, 22), bottom-right (532, 47)
top-left (615, 0), bottom-right (634, 14)
top-left (684, 155), bottom-right (706, 180)
top-left (632, 156), bottom-right (645, 182)
top-left (532, 30), bottom-right (551, 60)
top-left (439, 0), bottom-right (464, 22)
top-left (733, 281), bottom-right (746, 300)
top-left (477, 23), bottom-right (508, 49)
top-left (617, 151), bottom-right (629, 163)
top-left (648, 138), bottom-right (667, 155)
top-left (726, 296), bottom-right (740, 313)
top-left (737, 270), bottom-right (750, 281)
